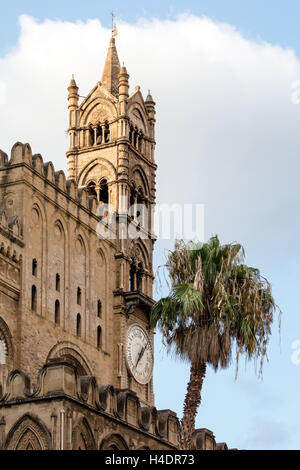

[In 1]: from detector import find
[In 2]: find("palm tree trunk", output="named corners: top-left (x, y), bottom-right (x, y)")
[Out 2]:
top-left (180, 363), bottom-right (207, 450)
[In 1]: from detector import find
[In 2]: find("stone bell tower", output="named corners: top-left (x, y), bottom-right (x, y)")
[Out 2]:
top-left (66, 35), bottom-right (157, 404)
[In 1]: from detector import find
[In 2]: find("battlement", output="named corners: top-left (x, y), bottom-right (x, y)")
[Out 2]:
top-left (0, 142), bottom-right (99, 218)
top-left (0, 358), bottom-right (179, 449)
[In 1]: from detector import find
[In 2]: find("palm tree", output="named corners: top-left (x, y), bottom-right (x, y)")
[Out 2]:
top-left (151, 236), bottom-right (280, 450)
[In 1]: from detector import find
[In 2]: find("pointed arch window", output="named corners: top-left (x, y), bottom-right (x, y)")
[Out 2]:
top-left (87, 181), bottom-right (97, 198)
top-left (129, 258), bottom-right (136, 292)
top-left (76, 314), bottom-right (82, 337)
top-left (89, 126), bottom-right (94, 146)
top-left (133, 129), bottom-right (138, 147)
top-left (129, 127), bottom-right (133, 145)
top-left (104, 122), bottom-right (110, 143)
top-left (137, 262), bottom-right (143, 291)
top-left (99, 179), bottom-right (109, 204)
top-left (96, 125), bottom-right (102, 145)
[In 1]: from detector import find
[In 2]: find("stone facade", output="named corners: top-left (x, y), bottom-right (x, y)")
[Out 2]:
top-left (0, 36), bottom-right (228, 450)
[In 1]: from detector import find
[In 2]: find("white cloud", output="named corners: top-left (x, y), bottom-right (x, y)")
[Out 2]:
top-left (0, 13), bottom-right (299, 271)
top-left (1, 13), bottom-right (299, 449)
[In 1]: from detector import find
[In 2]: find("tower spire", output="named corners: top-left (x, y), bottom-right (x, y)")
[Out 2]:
top-left (101, 36), bottom-right (120, 98)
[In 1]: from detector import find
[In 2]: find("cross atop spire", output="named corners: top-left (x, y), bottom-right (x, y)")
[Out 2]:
top-left (101, 36), bottom-right (120, 98)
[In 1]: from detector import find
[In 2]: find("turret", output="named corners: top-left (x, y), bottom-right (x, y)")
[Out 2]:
top-left (67, 75), bottom-right (79, 177)
top-left (118, 65), bottom-right (129, 116)
top-left (145, 90), bottom-right (156, 141)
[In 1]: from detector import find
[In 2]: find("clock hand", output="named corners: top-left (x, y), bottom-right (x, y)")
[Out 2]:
top-left (135, 345), bottom-right (146, 368)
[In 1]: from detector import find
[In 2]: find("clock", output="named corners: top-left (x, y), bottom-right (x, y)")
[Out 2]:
top-left (125, 324), bottom-right (153, 385)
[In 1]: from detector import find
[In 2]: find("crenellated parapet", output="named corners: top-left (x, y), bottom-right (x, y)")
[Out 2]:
top-left (0, 358), bottom-right (180, 449)
top-left (0, 142), bottom-right (99, 219)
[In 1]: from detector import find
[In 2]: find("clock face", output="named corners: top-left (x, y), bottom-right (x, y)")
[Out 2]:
top-left (125, 324), bottom-right (153, 385)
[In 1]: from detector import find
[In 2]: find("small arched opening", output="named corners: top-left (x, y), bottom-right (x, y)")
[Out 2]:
top-left (77, 287), bottom-right (81, 306)
top-left (97, 326), bottom-right (102, 350)
top-left (32, 259), bottom-right (37, 276)
top-left (76, 314), bottom-right (82, 337)
top-left (55, 300), bottom-right (60, 325)
top-left (31, 285), bottom-right (37, 312)
top-left (56, 274), bottom-right (60, 292)
top-left (97, 300), bottom-right (102, 318)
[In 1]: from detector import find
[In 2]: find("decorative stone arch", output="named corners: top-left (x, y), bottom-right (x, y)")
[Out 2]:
top-left (130, 165), bottom-right (150, 198)
top-left (74, 232), bottom-right (87, 258)
top-left (5, 414), bottom-right (51, 450)
top-left (31, 196), bottom-right (47, 229)
top-left (77, 157), bottom-right (117, 188)
top-left (0, 316), bottom-right (14, 367)
top-left (72, 417), bottom-right (96, 450)
top-left (129, 239), bottom-right (150, 270)
top-left (100, 433), bottom-right (129, 450)
top-left (128, 101), bottom-right (149, 135)
top-left (47, 341), bottom-right (93, 376)
top-left (52, 214), bottom-right (68, 243)
top-left (80, 96), bottom-right (118, 127)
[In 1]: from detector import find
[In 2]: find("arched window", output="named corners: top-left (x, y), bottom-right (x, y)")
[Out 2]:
top-left (31, 285), bottom-right (37, 311)
top-left (87, 181), bottom-right (97, 198)
top-left (55, 300), bottom-right (60, 325)
top-left (137, 262), bottom-right (143, 291)
top-left (138, 133), bottom-right (143, 152)
top-left (89, 126), bottom-right (94, 146)
top-left (96, 125), bottom-right (102, 145)
top-left (133, 129), bottom-right (138, 147)
top-left (136, 189), bottom-right (144, 222)
top-left (129, 259), bottom-right (136, 291)
top-left (32, 259), bottom-right (37, 276)
top-left (97, 300), bottom-right (102, 318)
top-left (77, 287), bottom-right (81, 306)
top-left (129, 191), bottom-right (135, 219)
top-left (104, 122), bottom-right (110, 143)
top-left (99, 179), bottom-right (109, 204)
top-left (129, 127), bottom-right (133, 145)
top-left (76, 314), bottom-right (81, 337)
top-left (97, 326), bottom-right (102, 349)
top-left (56, 274), bottom-right (60, 292)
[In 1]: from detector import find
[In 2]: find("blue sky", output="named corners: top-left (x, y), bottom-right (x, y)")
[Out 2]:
top-left (1, 1), bottom-right (300, 450)
top-left (2, 0), bottom-right (300, 56)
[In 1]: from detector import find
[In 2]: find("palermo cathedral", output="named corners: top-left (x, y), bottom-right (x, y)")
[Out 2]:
top-left (0, 34), bottom-right (228, 450)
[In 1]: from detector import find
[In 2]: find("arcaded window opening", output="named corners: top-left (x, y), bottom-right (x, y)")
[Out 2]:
top-left (99, 179), bottom-right (109, 204)
top-left (87, 181), bottom-right (97, 198)
top-left (129, 258), bottom-right (136, 291)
